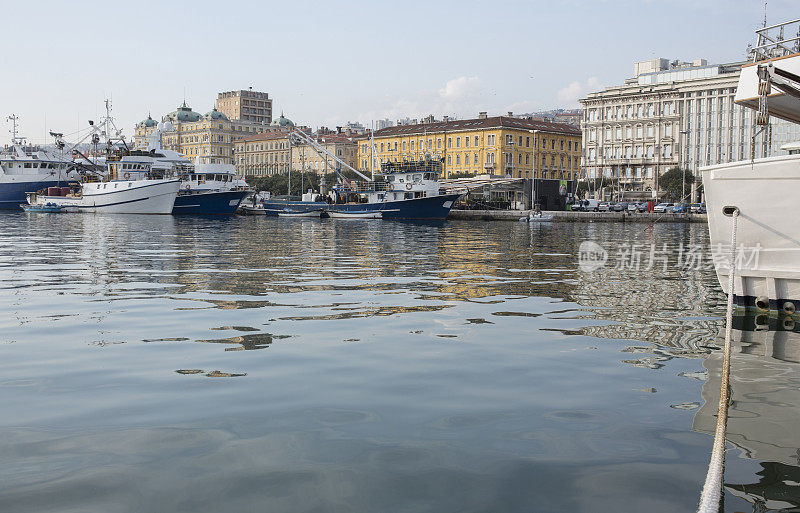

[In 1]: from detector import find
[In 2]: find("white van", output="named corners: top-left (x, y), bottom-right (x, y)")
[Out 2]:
top-left (576, 199), bottom-right (600, 212)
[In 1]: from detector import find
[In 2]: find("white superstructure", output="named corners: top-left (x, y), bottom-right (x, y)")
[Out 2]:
top-left (701, 19), bottom-right (800, 310)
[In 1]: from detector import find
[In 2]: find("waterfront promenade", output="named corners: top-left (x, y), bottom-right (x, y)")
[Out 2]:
top-left (449, 209), bottom-right (708, 223)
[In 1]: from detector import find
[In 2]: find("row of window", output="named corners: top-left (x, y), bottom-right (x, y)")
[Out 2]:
top-left (587, 102), bottom-right (676, 122)
top-left (587, 144), bottom-right (673, 161)
top-left (588, 123), bottom-right (675, 142)
top-left (366, 134), bottom-right (578, 153)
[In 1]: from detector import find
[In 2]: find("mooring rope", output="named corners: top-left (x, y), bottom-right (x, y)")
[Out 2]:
top-left (696, 208), bottom-right (739, 513)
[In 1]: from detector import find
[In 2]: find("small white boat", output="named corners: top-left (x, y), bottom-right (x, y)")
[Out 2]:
top-left (278, 209), bottom-right (322, 218)
top-left (520, 212), bottom-right (554, 222)
top-left (327, 210), bottom-right (382, 219)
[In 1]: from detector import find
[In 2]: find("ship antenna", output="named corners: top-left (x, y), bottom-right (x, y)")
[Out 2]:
top-left (763, 1), bottom-right (767, 28)
top-left (6, 114), bottom-right (23, 144)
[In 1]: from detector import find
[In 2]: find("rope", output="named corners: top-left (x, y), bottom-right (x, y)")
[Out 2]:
top-left (696, 208), bottom-right (739, 513)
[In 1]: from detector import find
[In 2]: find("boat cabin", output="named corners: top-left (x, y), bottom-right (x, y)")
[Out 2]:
top-left (333, 159), bottom-right (442, 203)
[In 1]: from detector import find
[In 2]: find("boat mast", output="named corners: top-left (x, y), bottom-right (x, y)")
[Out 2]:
top-left (7, 114), bottom-right (24, 145)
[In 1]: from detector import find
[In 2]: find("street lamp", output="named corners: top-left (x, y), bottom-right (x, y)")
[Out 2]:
top-left (680, 129), bottom-right (690, 206)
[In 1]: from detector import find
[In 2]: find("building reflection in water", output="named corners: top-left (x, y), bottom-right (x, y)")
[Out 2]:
top-left (692, 314), bottom-right (800, 512)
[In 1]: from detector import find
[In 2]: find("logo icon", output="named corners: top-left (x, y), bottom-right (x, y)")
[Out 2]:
top-left (578, 241), bottom-right (607, 272)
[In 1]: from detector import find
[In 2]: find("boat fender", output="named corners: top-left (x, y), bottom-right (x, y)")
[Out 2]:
top-left (782, 301), bottom-right (796, 315)
top-left (755, 295), bottom-right (770, 311)
top-left (406, 183), bottom-right (412, 190)
top-left (783, 317), bottom-right (795, 331)
top-left (387, 183), bottom-right (393, 191)
top-left (123, 172), bottom-right (130, 179)
top-left (184, 184), bottom-right (191, 191)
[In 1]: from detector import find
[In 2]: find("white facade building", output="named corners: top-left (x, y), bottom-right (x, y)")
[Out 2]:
top-left (580, 57), bottom-right (800, 200)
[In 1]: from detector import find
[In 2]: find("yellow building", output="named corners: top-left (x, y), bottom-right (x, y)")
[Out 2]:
top-left (234, 130), bottom-right (292, 176)
top-left (356, 114), bottom-right (581, 180)
top-left (134, 101), bottom-right (280, 165)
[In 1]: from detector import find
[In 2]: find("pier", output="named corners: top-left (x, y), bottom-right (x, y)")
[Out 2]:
top-left (449, 209), bottom-right (708, 223)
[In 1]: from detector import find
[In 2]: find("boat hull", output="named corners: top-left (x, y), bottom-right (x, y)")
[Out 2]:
top-left (173, 190), bottom-right (249, 215)
top-left (0, 178), bottom-right (76, 210)
top-left (327, 193), bottom-right (460, 220)
top-left (702, 154), bottom-right (800, 309)
top-left (29, 179), bottom-right (180, 214)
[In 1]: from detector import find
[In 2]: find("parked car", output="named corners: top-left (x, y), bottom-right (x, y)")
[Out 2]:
top-left (576, 199), bottom-right (600, 212)
top-left (690, 203), bottom-right (706, 214)
top-left (671, 203), bottom-right (690, 214)
top-left (610, 202), bottom-right (628, 212)
top-left (653, 202), bottom-right (674, 213)
top-left (636, 202), bottom-right (648, 213)
top-left (627, 202), bottom-right (644, 213)
top-left (598, 202), bottom-right (611, 212)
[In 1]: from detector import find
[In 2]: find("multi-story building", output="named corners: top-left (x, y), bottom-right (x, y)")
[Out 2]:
top-left (291, 133), bottom-right (358, 175)
top-left (134, 100), bottom-right (282, 165)
top-left (215, 89), bottom-right (273, 124)
top-left (356, 114), bottom-right (581, 180)
top-left (580, 57), bottom-right (800, 199)
top-left (234, 130), bottom-right (292, 177)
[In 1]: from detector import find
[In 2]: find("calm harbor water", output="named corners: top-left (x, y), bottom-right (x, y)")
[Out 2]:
top-left (1, 213), bottom-right (798, 513)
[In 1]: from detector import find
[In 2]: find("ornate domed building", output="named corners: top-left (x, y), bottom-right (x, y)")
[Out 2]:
top-left (270, 113), bottom-right (295, 128)
top-left (163, 101), bottom-right (203, 123)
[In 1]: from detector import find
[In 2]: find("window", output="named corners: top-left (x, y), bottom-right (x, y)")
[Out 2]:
top-left (456, 137), bottom-right (460, 148)
top-left (403, 141), bottom-right (407, 150)
top-left (474, 135), bottom-right (479, 146)
top-left (437, 138), bottom-right (442, 149)
top-left (456, 154), bottom-right (460, 165)
top-left (410, 140), bottom-right (414, 151)
top-left (465, 137), bottom-right (469, 148)
top-left (474, 153), bottom-right (478, 164)
top-left (447, 138), bottom-right (452, 148)
top-left (380, 142), bottom-right (384, 152)
top-left (447, 155), bottom-right (451, 165)
top-left (518, 136), bottom-right (523, 146)
top-left (506, 134), bottom-right (513, 145)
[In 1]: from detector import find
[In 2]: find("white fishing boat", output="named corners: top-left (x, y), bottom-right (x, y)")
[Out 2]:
top-left (26, 152), bottom-right (180, 214)
top-left (702, 19), bottom-right (800, 311)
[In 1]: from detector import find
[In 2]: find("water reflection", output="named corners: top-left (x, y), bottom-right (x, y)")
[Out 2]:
top-left (2, 214), bottom-right (798, 512)
top-left (690, 314), bottom-right (800, 511)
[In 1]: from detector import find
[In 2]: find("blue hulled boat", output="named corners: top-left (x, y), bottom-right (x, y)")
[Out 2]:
top-left (0, 122), bottom-right (80, 210)
top-left (173, 164), bottom-right (249, 215)
top-left (327, 159), bottom-right (459, 220)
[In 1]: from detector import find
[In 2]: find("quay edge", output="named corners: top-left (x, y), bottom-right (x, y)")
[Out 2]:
top-left (448, 210), bottom-right (708, 223)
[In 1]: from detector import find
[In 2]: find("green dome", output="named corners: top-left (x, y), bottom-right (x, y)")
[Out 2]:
top-left (270, 113), bottom-right (294, 127)
top-left (204, 108), bottom-right (229, 122)
top-left (137, 115), bottom-right (157, 128)
top-left (164, 101), bottom-right (202, 123)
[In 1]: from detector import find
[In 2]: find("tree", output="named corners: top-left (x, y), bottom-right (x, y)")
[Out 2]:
top-left (658, 167), bottom-right (695, 201)
top-left (248, 171), bottom-right (359, 197)
top-left (576, 177), bottom-right (611, 199)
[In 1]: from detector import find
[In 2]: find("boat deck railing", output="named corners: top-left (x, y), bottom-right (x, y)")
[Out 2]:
top-left (751, 19), bottom-right (800, 62)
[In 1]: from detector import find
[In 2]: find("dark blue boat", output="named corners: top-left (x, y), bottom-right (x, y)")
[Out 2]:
top-left (172, 189), bottom-right (249, 215)
top-left (0, 180), bottom-right (68, 209)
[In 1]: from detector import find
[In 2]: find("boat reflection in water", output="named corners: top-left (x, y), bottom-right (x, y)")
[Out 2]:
top-left (692, 312), bottom-right (800, 512)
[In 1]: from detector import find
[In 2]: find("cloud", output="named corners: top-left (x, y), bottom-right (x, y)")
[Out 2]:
top-left (357, 76), bottom-right (486, 123)
top-left (556, 77), bottom-right (603, 106)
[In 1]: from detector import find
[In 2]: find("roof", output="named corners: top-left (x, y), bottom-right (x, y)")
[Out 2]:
top-left (311, 134), bottom-right (355, 145)
top-left (163, 101), bottom-right (203, 123)
top-left (370, 116), bottom-right (580, 138)
top-left (204, 108), bottom-right (229, 122)
top-left (136, 115), bottom-right (157, 128)
top-left (239, 130), bottom-right (291, 143)
top-left (271, 114), bottom-right (295, 127)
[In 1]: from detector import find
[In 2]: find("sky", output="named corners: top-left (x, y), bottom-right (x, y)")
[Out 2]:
top-left (1, 0), bottom-right (796, 145)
